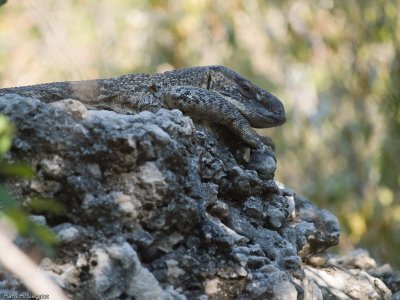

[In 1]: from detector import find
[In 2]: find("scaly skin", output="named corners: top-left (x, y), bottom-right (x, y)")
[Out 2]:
top-left (0, 65), bottom-right (286, 150)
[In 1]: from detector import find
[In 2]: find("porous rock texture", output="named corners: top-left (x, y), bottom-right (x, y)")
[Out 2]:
top-left (0, 94), bottom-right (397, 299)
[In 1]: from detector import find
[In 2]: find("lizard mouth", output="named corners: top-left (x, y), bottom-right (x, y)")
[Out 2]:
top-left (255, 114), bottom-right (286, 128)
top-left (247, 93), bottom-right (286, 128)
top-left (250, 111), bottom-right (286, 128)
top-left (219, 92), bottom-right (286, 128)
top-left (269, 113), bottom-right (286, 125)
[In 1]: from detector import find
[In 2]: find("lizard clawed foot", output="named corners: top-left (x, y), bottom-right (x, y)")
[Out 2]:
top-left (259, 136), bottom-right (275, 152)
top-left (246, 142), bottom-right (277, 179)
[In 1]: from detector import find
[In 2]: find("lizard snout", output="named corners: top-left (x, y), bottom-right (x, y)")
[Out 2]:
top-left (258, 93), bottom-right (286, 127)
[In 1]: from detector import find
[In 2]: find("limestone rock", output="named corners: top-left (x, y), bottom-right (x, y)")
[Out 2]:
top-left (0, 94), bottom-right (395, 299)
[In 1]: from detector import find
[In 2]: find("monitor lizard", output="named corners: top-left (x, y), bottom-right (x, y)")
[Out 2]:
top-left (0, 65), bottom-right (286, 152)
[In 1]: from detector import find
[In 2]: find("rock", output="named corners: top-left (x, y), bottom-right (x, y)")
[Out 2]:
top-left (53, 223), bottom-right (85, 244)
top-left (0, 94), bottom-right (396, 299)
top-left (304, 266), bottom-right (391, 299)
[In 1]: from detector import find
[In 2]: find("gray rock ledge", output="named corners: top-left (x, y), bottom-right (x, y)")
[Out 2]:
top-left (0, 94), bottom-right (396, 299)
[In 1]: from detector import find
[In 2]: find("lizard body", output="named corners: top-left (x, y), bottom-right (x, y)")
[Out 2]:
top-left (0, 66), bottom-right (285, 150)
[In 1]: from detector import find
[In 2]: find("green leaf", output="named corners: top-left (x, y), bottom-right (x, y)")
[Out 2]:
top-left (25, 197), bottom-right (66, 215)
top-left (0, 185), bottom-right (19, 210)
top-left (0, 186), bottom-right (58, 256)
top-left (0, 115), bottom-right (14, 155)
top-left (30, 224), bottom-right (58, 257)
top-left (0, 162), bottom-right (36, 178)
top-left (0, 0), bottom-right (7, 7)
top-left (5, 209), bottom-right (30, 235)
top-left (32, 223), bottom-right (58, 245)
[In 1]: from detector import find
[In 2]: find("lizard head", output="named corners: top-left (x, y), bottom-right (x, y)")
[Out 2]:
top-left (207, 65), bottom-right (286, 128)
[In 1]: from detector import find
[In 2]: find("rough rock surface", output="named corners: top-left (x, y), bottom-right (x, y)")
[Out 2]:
top-left (0, 94), bottom-right (397, 299)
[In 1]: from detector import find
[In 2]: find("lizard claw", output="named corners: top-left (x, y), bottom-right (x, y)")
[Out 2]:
top-left (246, 147), bottom-right (277, 179)
top-left (259, 136), bottom-right (275, 152)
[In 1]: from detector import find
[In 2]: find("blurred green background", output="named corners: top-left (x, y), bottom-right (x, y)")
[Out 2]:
top-left (0, 1), bottom-right (399, 267)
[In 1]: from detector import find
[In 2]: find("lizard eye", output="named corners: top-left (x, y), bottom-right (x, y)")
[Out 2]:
top-left (240, 82), bottom-right (254, 96)
top-left (242, 85), bottom-right (251, 92)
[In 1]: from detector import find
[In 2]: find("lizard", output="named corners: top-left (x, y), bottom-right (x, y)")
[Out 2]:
top-left (0, 65), bottom-right (286, 152)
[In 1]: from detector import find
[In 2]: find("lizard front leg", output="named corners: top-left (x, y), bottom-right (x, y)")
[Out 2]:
top-left (158, 86), bottom-right (270, 151)
top-left (159, 86), bottom-right (277, 178)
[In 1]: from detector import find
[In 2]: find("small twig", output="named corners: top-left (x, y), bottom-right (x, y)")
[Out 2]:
top-left (0, 227), bottom-right (70, 300)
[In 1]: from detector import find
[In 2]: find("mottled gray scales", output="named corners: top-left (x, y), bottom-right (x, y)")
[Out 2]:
top-left (0, 65), bottom-right (286, 150)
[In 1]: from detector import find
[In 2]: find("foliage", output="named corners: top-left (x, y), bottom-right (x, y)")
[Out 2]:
top-left (0, 115), bottom-right (58, 256)
top-left (0, 0), bottom-right (399, 266)
top-left (0, 114), bottom-right (13, 154)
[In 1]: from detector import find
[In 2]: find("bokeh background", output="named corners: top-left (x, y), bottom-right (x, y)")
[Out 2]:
top-left (1, 1), bottom-right (399, 267)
